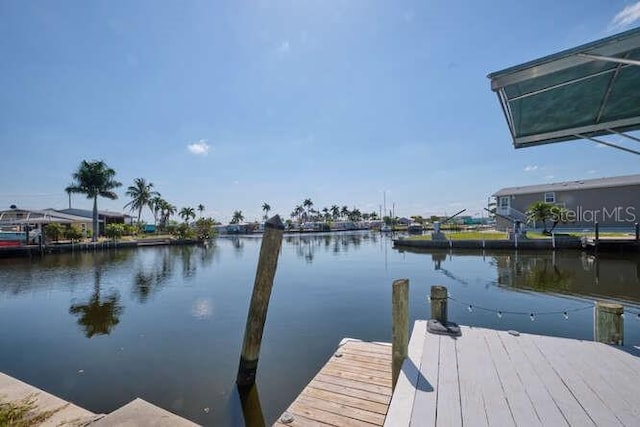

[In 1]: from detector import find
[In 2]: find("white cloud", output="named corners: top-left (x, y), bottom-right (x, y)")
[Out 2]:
top-left (587, 169), bottom-right (597, 174)
top-left (524, 165), bottom-right (538, 172)
top-left (187, 140), bottom-right (210, 156)
top-left (191, 298), bottom-right (213, 320)
top-left (277, 40), bottom-right (290, 55)
top-left (611, 1), bottom-right (640, 30)
top-left (543, 175), bottom-right (555, 180)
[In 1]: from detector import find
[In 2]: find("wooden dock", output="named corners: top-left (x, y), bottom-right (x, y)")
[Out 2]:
top-left (387, 320), bottom-right (640, 426)
top-left (277, 322), bottom-right (640, 426)
top-left (273, 339), bottom-right (393, 426)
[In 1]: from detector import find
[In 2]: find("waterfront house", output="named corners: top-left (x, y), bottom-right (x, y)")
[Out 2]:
top-left (493, 174), bottom-right (640, 231)
top-left (57, 208), bottom-right (132, 236)
top-left (0, 208), bottom-right (93, 243)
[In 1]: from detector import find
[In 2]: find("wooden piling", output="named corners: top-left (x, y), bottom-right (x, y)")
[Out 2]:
top-left (430, 285), bottom-right (448, 323)
top-left (392, 279), bottom-right (409, 390)
top-left (636, 222), bottom-right (639, 241)
top-left (594, 302), bottom-right (624, 345)
top-left (236, 215), bottom-right (285, 388)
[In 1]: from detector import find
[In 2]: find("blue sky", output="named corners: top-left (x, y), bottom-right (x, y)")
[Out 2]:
top-left (1, 1), bottom-right (639, 223)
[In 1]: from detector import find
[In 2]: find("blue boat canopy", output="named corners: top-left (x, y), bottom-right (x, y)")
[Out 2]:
top-left (488, 27), bottom-right (640, 154)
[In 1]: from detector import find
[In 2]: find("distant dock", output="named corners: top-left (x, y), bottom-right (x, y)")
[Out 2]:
top-left (0, 238), bottom-right (199, 258)
top-left (394, 236), bottom-right (640, 252)
top-left (393, 236), bottom-right (582, 251)
top-left (277, 321), bottom-right (640, 426)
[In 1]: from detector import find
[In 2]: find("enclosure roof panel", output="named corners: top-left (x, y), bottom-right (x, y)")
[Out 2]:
top-left (488, 27), bottom-right (640, 148)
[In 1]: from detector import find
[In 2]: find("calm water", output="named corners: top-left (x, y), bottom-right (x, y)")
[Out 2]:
top-left (1, 232), bottom-right (640, 425)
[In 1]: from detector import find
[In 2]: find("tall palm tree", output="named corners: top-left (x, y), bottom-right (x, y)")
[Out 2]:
top-left (197, 204), bottom-right (205, 217)
top-left (303, 199), bottom-right (313, 218)
top-left (150, 195), bottom-right (163, 227)
top-left (231, 210), bottom-right (244, 224)
top-left (262, 202), bottom-right (271, 220)
top-left (158, 199), bottom-right (176, 230)
top-left (341, 205), bottom-right (349, 220)
top-left (65, 160), bottom-right (122, 242)
top-left (294, 205), bottom-right (304, 223)
top-left (179, 207), bottom-right (196, 223)
top-left (331, 205), bottom-right (340, 220)
top-left (124, 178), bottom-right (159, 224)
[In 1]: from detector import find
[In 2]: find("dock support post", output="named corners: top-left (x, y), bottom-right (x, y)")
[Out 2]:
top-left (594, 302), bottom-right (624, 345)
top-left (594, 222), bottom-right (599, 246)
top-left (236, 215), bottom-right (285, 388)
top-left (392, 279), bottom-right (409, 390)
top-left (430, 285), bottom-right (448, 324)
top-left (635, 222), bottom-right (639, 242)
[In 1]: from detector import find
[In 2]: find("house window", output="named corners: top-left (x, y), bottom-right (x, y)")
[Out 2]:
top-left (499, 197), bottom-right (510, 208)
top-left (544, 192), bottom-right (555, 203)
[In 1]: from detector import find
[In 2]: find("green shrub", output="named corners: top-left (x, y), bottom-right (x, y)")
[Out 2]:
top-left (44, 223), bottom-right (63, 242)
top-left (64, 225), bottom-right (84, 242)
top-left (105, 223), bottom-right (125, 241)
top-left (170, 222), bottom-right (195, 240)
top-left (195, 217), bottom-right (216, 241)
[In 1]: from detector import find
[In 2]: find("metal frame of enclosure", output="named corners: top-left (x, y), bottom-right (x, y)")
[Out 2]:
top-left (488, 27), bottom-right (640, 155)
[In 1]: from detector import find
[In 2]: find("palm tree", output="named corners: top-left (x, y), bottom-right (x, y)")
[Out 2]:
top-left (65, 160), bottom-right (122, 242)
top-left (303, 199), bottom-right (313, 218)
top-left (231, 210), bottom-right (244, 224)
top-left (262, 202), bottom-right (271, 220)
top-left (526, 201), bottom-right (554, 234)
top-left (197, 204), bottom-right (205, 217)
top-left (158, 199), bottom-right (176, 230)
top-left (331, 205), bottom-right (340, 220)
top-left (179, 207), bottom-right (196, 224)
top-left (150, 195), bottom-right (163, 227)
top-left (294, 205), bottom-right (304, 223)
top-left (341, 205), bottom-right (349, 220)
top-left (124, 178), bottom-right (159, 224)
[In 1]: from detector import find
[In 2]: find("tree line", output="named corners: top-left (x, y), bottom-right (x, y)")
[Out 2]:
top-left (63, 160), bottom-right (386, 240)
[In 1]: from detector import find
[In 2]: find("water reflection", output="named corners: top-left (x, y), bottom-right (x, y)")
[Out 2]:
top-left (238, 384), bottom-right (266, 427)
top-left (414, 248), bottom-right (640, 304)
top-left (132, 248), bottom-right (175, 303)
top-left (131, 245), bottom-right (219, 303)
top-left (283, 231), bottom-right (377, 263)
top-left (230, 237), bottom-right (244, 256)
top-left (69, 266), bottom-right (123, 338)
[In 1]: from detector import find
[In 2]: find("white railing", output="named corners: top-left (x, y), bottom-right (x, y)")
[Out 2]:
top-left (497, 206), bottom-right (528, 222)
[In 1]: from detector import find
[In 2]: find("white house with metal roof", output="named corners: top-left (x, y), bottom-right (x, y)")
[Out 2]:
top-left (493, 174), bottom-right (640, 231)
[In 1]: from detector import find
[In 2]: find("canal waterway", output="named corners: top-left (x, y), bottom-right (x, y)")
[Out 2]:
top-left (1, 231), bottom-right (640, 425)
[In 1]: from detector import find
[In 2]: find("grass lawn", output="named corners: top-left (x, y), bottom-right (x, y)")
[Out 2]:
top-left (409, 231), bottom-right (507, 241)
top-left (527, 231), bottom-right (633, 239)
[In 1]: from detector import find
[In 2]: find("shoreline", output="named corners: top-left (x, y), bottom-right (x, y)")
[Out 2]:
top-left (393, 236), bottom-right (640, 252)
top-left (0, 237), bottom-right (201, 259)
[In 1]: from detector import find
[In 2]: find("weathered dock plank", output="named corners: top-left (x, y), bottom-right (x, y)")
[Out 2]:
top-left (387, 324), bottom-right (640, 426)
top-left (273, 339), bottom-right (393, 426)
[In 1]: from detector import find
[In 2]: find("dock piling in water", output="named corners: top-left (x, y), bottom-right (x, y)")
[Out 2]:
top-left (594, 302), bottom-right (624, 345)
top-left (237, 215), bottom-right (284, 388)
top-left (391, 279), bottom-right (409, 390)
